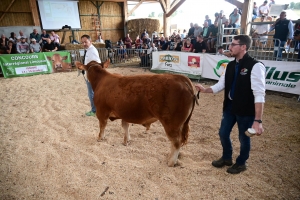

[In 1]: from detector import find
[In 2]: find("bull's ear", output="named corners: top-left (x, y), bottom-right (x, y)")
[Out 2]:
top-left (46, 56), bottom-right (51, 61)
top-left (61, 56), bottom-right (68, 60)
top-left (75, 61), bottom-right (85, 70)
top-left (102, 59), bottom-right (110, 68)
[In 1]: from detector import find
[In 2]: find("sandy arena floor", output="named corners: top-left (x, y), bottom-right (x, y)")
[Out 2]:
top-left (0, 67), bottom-right (299, 200)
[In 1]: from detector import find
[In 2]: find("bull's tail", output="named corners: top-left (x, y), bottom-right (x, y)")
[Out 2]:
top-left (181, 93), bottom-right (197, 146)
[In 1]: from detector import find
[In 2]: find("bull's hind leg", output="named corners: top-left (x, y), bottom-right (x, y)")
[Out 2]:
top-left (121, 120), bottom-right (130, 146)
top-left (97, 118), bottom-right (108, 142)
top-left (168, 138), bottom-right (181, 167)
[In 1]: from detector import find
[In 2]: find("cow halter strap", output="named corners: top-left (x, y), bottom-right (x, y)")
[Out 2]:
top-left (87, 64), bottom-right (98, 72)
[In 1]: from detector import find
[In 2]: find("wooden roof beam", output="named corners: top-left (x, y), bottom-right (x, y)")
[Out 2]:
top-left (0, 0), bottom-right (16, 22)
top-left (159, 0), bottom-right (167, 13)
top-left (166, 0), bottom-right (185, 17)
top-left (224, 0), bottom-right (243, 8)
top-left (128, 0), bottom-right (146, 16)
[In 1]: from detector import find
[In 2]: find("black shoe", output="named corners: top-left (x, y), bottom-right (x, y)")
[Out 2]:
top-left (212, 158), bottom-right (233, 168)
top-left (227, 163), bottom-right (246, 174)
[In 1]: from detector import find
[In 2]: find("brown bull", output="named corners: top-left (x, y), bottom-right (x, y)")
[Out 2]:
top-left (76, 60), bottom-right (198, 166)
top-left (47, 54), bottom-right (72, 73)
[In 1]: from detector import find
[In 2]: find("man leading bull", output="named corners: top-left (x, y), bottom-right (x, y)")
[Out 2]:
top-left (195, 35), bottom-right (266, 174)
top-left (81, 34), bottom-right (101, 116)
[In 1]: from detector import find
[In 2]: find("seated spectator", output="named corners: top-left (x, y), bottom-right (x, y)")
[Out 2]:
top-left (181, 38), bottom-right (193, 52)
top-left (117, 45), bottom-right (127, 62)
top-left (187, 23), bottom-right (195, 38)
top-left (181, 29), bottom-right (187, 39)
top-left (9, 32), bottom-right (17, 44)
top-left (142, 34), bottom-right (151, 47)
top-left (43, 38), bottom-right (58, 52)
top-left (16, 36), bottom-right (21, 45)
top-left (192, 24), bottom-right (203, 45)
top-left (167, 37), bottom-right (176, 51)
top-left (216, 46), bottom-right (224, 55)
top-left (0, 34), bottom-right (9, 50)
top-left (30, 38), bottom-right (41, 53)
top-left (17, 36), bottom-right (29, 54)
top-left (218, 10), bottom-right (228, 24)
top-left (6, 40), bottom-right (17, 54)
top-left (30, 29), bottom-right (41, 43)
top-left (193, 35), bottom-right (207, 53)
top-left (251, 14), bottom-right (269, 48)
top-left (252, 2), bottom-right (258, 21)
top-left (229, 8), bottom-right (241, 34)
top-left (96, 35), bottom-right (104, 43)
top-left (18, 30), bottom-right (28, 43)
top-left (174, 37), bottom-right (183, 51)
top-left (161, 37), bottom-right (169, 50)
top-left (135, 36), bottom-right (143, 49)
top-left (50, 31), bottom-right (60, 46)
top-left (201, 21), bottom-right (210, 40)
top-left (41, 30), bottom-right (50, 47)
top-left (205, 15), bottom-right (212, 26)
top-left (149, 42), bottom-right (158, 52)
top-left (116, 38), bottom-right (124, 47)
top-left (207, 21), bottom-right (219, 52)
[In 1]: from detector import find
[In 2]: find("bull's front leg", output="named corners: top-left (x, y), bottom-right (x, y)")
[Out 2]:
top-left (97, 118), bottom-right (107, 142)
top-left (121, 120), bottom-right (130, 146)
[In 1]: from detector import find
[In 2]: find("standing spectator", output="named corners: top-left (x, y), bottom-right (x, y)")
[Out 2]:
top-left (293, 29), bottom-right (300, 61)
top-left (205, 15), bottom-right (212, 26)
top-left (139, 43), bottom-right (150, 67)
top-left (50, 31), bottom-right (60, 45)
top-left (96, 34), bottom-right (104, 43)
top-left (229, 8), bottom-right (241, 34)
top-left (30, 29), bottom-right (41, 43)
top-left (18, 30), bottom-right (28, 43)
top-left (17, 36), bottom-right (29, 54)
top-left (187, 23), bottom-right (195, 38)
top-left (123, 33), bottom-right (132, 50)
top-left (269, 0), bottom-right (275, 8)
top-left (259, 1), bottom-right (269, 17)
top-left (181, 38), bottom-right (193, 52)
top-left (117, 45), bottom-right (128, 62)
top-left (0, 34), bottom-right (9, 50)
top-left (6, 41), bottom-right (17, 54)
top-left (195, 35), bottom-right (266, 174)
top-left (41, 30), bottom-right (50, 47)
top-left (270, 11), bottom-right (294, 60)
top-left (135, 35), bottom-right (143, 49)
top-left (214, 12), bottom-right (220, 24)
top-left (140, 29), bottom-right (148, 40)
top-left (207, 21), bottom-right (219, 52)
top-left (80, 34), bottom-right (101, 117)
top-left (30, 38), bottom-right (41, 53)
top-left (142, 34), bottom-right (151, 47)
top-left (193, 35), bottom-right (207, 53)
top-left (252, 15), bottom-right (269, 48)
top-left (43, 38), bottom-right (58, 52)
top-left (181, 29), bottom-right (187, 39)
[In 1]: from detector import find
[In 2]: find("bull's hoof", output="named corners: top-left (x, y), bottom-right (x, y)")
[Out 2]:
top-left (167, 160), bottom-right (177, 167)
top-left (123, 140), bottom-right (131, 146)
top-left (97, 137), bottom-right (104, 142)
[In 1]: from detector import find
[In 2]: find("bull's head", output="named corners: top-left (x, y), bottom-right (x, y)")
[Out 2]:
top-left (47, 54), bottom-right (68, 69)
top-left (75, 59), bottom-right (110, 71)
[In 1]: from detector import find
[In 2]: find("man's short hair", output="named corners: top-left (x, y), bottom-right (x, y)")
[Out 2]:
top-left (217, 46), bottom-right (224, 50)
top-left (197, 35), bottom-right (203, 39)
top-left (81, 34), bottom-right (91, 40)
top-left (264, 0), bottom-right (268, 3)
top-left (233, 35), bottom-right (252, 50)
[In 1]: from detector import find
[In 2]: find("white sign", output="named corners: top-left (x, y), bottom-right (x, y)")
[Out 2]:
top-left (15, 65), bottom-right (48, 75)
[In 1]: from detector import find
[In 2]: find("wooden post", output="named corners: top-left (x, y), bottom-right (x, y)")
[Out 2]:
top-left (123, 0), bottom-right (128, 35)
top-left (29, 0), bottom-right (40, 26)
top-left (163, 0), bottom-right (170, 37)
top-left (240, 0), bottom-right (253, 35)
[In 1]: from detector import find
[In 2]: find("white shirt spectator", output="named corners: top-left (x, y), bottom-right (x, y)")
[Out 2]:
top-left (259, 5), bottom-right (269, 16)
top-left (253, 24), bottom-right (270, 41)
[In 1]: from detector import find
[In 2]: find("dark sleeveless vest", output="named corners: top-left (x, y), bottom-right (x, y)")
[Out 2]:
top-left (274, 19), bottom-right (290, 42)
top-left (224, 53), bottom-right (263, 116)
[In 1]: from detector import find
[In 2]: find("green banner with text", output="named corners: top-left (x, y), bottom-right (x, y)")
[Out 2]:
top-left (0, 52), bottom-right (72, 78)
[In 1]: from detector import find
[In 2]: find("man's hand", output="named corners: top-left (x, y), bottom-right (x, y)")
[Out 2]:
top-left (252, 121), bottom-right (264, 136)
top-left (195, 83), bottom-right (206, 92)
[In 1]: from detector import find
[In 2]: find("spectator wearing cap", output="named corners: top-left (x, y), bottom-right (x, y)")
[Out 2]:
top-left (259, 1), bottom-right (269, 17)
top-left (30, 29), bottom-right (41, 44)
top-left (205, 15), bottom-right (212, 26)
top-left (270, 11), bottom-right (294, 60)
top-left (17, 36), bottom-right (30, 54)
top-left (18, 30), bottom-right (28, 43)
top-left (30, 38), bottom-right (41, 53)
top-left (6, 40), bottom-right (17, 54)
top-left (252, 14), bottom-right (269, 48)
top-left (0, 34), bottom-right (9, 50)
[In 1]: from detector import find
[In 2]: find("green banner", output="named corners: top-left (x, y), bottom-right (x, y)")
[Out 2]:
top-left (0, 52), bottom-right (72, 78)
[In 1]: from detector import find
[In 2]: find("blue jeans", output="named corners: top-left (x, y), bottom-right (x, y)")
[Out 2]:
top-left (218, 101), bottom-right (254, 165)
top-left (274, 40), bottom-right (286, 60)
top-left (86, 80), bottom-right (96, 113)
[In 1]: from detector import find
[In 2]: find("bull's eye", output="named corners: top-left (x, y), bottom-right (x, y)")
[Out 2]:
top-left (52, 59), bottom-right (55, 62)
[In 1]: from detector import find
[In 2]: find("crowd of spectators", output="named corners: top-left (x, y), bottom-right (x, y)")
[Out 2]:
top-left (0, 29), bottom-right (61, 54)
